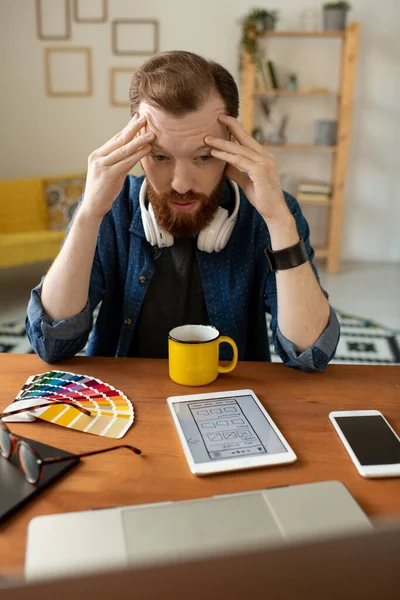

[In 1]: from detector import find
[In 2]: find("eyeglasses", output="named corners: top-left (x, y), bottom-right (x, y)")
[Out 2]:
top-left (0, 403), bottom-right (142, 485)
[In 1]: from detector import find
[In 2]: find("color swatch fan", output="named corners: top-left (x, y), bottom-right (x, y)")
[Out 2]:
top-left (11, 371), bottom-right (134, 439)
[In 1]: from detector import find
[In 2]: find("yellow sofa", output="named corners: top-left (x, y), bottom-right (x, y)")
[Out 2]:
top-left (0, 174), bottom-right (85, 269)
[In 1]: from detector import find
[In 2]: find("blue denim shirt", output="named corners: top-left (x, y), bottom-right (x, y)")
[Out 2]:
top-left (26, 175), bottom-right (340, 371)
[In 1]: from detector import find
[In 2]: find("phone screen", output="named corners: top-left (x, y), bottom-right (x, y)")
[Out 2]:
top-left (334, 415), bottom-right (400, 465)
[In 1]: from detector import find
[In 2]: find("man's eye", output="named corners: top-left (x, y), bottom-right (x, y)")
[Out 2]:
top-left (199, 155), bottom-right (212, 162)
top-left (152, 155), bottom-right (167, 162)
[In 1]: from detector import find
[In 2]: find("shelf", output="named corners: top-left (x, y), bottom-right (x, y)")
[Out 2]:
top-left (314, 246), bottom-right (329, 259)
top-left (240, 22), bottom-right (360, 272)
top-left (263, 144), bottom-right (336, 152)
top-left (255, 89), bottom-right (339, 96)
top-left (261, 30), bottom-right (345, 38)
top-left (298, 198), bottom-right (331, 206)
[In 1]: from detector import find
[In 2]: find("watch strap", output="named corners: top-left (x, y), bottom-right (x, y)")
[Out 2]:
top-left (265, 238), bottom-right (308, 271)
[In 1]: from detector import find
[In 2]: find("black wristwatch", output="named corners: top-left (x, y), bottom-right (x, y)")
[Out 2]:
top-left (264, 238), bottom-right (308, 271)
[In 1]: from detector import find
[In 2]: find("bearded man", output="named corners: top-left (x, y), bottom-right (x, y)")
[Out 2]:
top-left (26, 51), bottom-right (339, 371)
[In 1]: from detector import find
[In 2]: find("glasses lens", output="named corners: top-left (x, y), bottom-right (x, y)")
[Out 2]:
top-left (0, 424), bottom-right (12, 458)
top-left (18, 442), bottom-right (40, 484)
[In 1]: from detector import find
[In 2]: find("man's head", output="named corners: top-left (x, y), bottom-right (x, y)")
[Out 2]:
top-left (129, 51), bottom-right (239, 237)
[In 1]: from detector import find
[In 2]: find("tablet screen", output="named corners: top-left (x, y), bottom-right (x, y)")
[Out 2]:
top-left (172, 394), bottom-right (287, 463)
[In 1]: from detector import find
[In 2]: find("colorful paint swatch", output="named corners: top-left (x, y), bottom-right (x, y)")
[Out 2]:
top-left (15, 371), bottom-right (134, 439)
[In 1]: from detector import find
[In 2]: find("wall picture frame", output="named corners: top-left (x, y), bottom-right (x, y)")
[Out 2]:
top-left (36, 0), bottom-right (71, 41)
top-left (73, 0), bottom-right (107, 24)
top-left (112, 19), bottom-right (159, 56)
top-left (44, 47), bottom-right (93, 97)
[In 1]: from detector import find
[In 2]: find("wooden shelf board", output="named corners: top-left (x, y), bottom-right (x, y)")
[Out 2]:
top-left (255, 89), bottom-right (339, 96)
top-left (261, 30), bottom-right (345, 38)
top-left (298, 198), bottom-right (331, 206)
top-left (263, 144), bottom-right (336, 152)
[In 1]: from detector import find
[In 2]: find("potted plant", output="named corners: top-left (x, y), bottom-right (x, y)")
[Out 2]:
top-left (240, 8), bottom-right (278, 63)
top-left (322, 2), bottom-right (351, 31)
top-left (247, 8), bottom-right (278, 32)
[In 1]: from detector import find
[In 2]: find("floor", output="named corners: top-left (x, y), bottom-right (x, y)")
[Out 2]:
top-left (318, 261), bottom-right (400, 331)
top-left (0, 260), bottom-right (399, 330)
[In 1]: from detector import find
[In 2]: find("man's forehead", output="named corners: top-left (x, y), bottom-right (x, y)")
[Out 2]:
top-left (138, 98), bottom-right (228, 142)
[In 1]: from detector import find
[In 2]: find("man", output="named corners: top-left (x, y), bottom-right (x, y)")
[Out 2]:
top-left (26, 51), bottom-right (340, 371)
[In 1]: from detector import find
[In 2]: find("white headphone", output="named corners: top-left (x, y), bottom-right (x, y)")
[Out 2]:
top-left (139, 178), bottom-right (240, 253)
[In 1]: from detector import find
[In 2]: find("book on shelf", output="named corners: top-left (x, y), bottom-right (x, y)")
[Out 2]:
top-left (255, 58), bottom-right (280, 90)
top-left (266, 60), bottom-right (279, 89)
top-left (262, 59), bottom-right (273, 89)
top-left (297, 180), bottom-right (332, 194)
top-left (297, 191), bottom-right (331, 203)
top-left (255, 58), bottom-right (269, 89)
top-left (255, 67), bottom-right (264, 90)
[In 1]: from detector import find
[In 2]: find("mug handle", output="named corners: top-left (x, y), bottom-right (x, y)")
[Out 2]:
top-left (218, 336), bottom-right (238, 374)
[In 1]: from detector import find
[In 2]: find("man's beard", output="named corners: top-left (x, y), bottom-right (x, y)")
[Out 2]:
top-left (145, 170), bottom-right (226, 238)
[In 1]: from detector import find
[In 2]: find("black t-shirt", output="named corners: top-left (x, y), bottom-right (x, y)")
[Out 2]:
top-left (129, 237), bottom-right (209, 358)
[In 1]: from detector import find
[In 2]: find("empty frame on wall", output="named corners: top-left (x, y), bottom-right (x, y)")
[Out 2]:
top-left (110, 68), bottom-right (137, 107)
top-left (112, 20), bottom-right (159, 55)
top-left (73, 0), bottom-right (107, 23)
top-left (45, 47), bottom-right (93, 97)
top-left (36, 0), bottom-right (71, 40)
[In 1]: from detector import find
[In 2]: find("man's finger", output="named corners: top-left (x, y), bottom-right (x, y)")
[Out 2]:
top-left (209, 148), bottom-right (253, 173)
top-left (98, 115), bottom-right (147, 157)
top-left (225, 164), bottom-right (252, 194)
top-left (103, 132), bottom-right (155, 167)
top-left (205, 136), bottom-right (262, 164)
top-left (218, 114), bottom-right (262, 153)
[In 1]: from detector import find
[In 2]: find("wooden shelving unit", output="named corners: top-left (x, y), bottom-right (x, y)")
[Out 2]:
top-left (240, 23), bottom-right (360, 273)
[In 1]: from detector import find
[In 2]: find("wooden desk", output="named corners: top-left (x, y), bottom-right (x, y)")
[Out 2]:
top-left (1, 354), bottom-right (399, 573)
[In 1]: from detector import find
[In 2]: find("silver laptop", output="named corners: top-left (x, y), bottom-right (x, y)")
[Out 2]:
top-left (25, 480), bottom-right (371, 580)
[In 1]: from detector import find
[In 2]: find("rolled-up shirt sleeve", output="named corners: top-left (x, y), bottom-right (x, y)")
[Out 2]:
top-left (26, 282), bottom-right (94, 363)
top-left (274, 306), bottom-right (340, 372)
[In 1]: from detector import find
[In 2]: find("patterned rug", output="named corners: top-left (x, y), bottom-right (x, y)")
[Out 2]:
top-left (0, 310), bottom-right (399, 365)
top-left (268, 311), bottom-right (400, 365)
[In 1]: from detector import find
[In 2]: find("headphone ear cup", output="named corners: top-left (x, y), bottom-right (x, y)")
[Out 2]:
top-left (214, 218), bottom-right (236, 253)
top-left (140, 179), bottom-right (173, 248)
top-left (157, 227), bottom-right (174, 248)
top-left (197, 207), bottom-right (228, 253)
top-left (148, 204), bottom-right (174, 248)
top-left (141, 203), bottom-right (157, 247)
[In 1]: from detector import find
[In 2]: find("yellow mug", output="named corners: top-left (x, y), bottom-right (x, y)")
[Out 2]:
top-left (168, 324), bottom-right (238, 386)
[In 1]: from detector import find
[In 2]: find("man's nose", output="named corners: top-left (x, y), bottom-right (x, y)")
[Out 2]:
top-left (171, 164), bottom-right (195, 195)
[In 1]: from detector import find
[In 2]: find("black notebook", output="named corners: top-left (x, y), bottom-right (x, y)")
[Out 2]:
top-left (0, 436), bottom-right (79, 525)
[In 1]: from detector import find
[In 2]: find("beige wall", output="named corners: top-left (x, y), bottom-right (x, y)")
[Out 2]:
top-left (0, 0), bottom-right (399, 262)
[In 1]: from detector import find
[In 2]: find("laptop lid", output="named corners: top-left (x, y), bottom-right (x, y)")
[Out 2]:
top-left (25, 480), bottom-right (371, 580)
top-left (7, 525), bottom-right (400, 600)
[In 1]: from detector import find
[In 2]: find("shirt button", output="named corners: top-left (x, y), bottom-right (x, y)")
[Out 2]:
top-left (139, 275), bottom-right (147, 284)
top-left (124, 318), bottom-right (132, 325)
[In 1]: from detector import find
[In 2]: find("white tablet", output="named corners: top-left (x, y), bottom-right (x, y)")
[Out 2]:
top-left (167, 389), bottom-right (297, 475)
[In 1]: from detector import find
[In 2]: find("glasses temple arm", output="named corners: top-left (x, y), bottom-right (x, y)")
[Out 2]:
top-left (40, 444), bottom-right (142, 465)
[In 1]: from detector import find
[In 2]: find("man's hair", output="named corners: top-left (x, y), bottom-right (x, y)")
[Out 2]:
top-left (129, 50), bottom-right (239, 118)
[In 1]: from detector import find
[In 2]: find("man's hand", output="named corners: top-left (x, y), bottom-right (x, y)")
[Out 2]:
top-left (82, 114), bottom-right (155, 221)
top-left (205, 114), bottom-right (290, 222)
